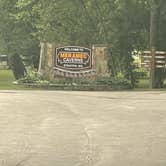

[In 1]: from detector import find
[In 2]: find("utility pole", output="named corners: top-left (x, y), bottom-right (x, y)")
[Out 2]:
top-left (149, 0), bottom-right (160, 88)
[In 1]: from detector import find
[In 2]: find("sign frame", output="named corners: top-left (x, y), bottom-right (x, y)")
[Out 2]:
top-left (54, 46), bottom-right (93, 72)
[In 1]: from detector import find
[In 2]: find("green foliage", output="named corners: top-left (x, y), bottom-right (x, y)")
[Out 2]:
top-left (133, 68), bottom-right (149, 80)
top-left (51, 77), bottom-right (94, 86)
top-left (96, 74), bottom-right (132, 89)
top-left (0, 0), bottom-right (166, 87)
top-left (17, 69), bottom-right (132, 89)
top-left (0, 0), bottom-right (40, 68)
top-left (17, 70), bottom-right (49, 85)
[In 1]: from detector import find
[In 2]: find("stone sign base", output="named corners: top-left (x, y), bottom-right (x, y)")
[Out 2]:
top-left (38, 43), bottom-right (111, 81)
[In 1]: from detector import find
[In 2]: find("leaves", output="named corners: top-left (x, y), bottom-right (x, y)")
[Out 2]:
top-left (0, 0), bottom-right (165, 73)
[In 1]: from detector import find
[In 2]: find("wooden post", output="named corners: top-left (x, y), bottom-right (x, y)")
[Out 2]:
top-left (150, 47), bottom-right (156, 89)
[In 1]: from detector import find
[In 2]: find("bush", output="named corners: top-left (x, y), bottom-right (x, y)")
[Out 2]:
top-left (17, 70), bottom-right (132, 89)
top-left (17, 70), bottom-right (49, 85)
top-left (133, 68), bottom-right (149, 79)
top-left (96, 74), bottom-right (132, 89)
top-left (51, 77), bottom-right (95, 86)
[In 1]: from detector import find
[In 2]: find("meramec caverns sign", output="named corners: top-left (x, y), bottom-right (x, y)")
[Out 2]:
top-left (55, 46), bottom-right (92, 72)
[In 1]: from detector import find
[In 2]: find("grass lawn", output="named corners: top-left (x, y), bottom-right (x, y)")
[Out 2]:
top-left (0, 70), bottom-right (25, 90)
top-left (135, 79), bottom-right (166, 91)
top-left (0, 70), bottom-right (52, 90)
top-left (136, 79), bottom-right (150, 89)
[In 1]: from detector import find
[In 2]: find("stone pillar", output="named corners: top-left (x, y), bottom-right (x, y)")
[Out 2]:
top-left (92, 44), bottom-right (110, 77)
top-left (38, 42), bottom-right (47, 74)
top-left (38, 42), bottom-right (55, 80)
top-left (46, 43), bottom-right (55, 68)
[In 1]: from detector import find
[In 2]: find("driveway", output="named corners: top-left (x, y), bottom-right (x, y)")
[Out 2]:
top-left (0, 91), bottom-right (166, 166)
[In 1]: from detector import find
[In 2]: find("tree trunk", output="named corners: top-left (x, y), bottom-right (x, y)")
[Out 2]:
top-left (150, 0), bottom-right (163, 88)
top-left (150, 2), bottom-right (159, 48)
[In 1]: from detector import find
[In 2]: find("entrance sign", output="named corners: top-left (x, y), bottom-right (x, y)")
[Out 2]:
top-left (55, 46), bottom-right (92, 71)
top-left (141, 50), bottom-right (166, 89)
top-left (39, 43), bottom-right (110, 79)
top-left (141, 51), bottom-right (166, 69)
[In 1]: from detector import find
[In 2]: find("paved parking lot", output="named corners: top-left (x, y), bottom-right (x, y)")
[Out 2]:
top-left (0, 91), bottom-right (166, 166)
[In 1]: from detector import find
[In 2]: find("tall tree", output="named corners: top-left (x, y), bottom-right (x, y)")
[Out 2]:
top-left (0, 0), bottom-right (166, 83)
top-left (149, 0), bottom-right (164, 88)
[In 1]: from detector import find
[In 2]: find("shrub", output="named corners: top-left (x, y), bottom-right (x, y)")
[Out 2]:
top-left (133, 68), bottom-right (149, 79)
top-left (96, 74), bottom-right (132, 89)
top-left (17, 70), bottom-right (132, 89)
top-left (17, 70), bottom-right (49, 85)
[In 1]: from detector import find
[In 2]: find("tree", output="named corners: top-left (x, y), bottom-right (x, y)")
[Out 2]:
top-left (0, 0), bottom-right (40, 70)
top-left (0, 0), bottom-right (166, 84)
top-left (149, 0), bottom-right (165, 88)
top-left (9, 54), bottom-right (26, 79)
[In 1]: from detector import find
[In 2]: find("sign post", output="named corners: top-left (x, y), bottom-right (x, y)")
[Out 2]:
top-left (141, 50), bottom-right (166, 89)
top-left (150, 47), bottom-right (156, 89)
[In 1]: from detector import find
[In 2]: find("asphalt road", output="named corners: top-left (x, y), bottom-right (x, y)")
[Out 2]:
top-left (0, 91), bottom-right (166, 166)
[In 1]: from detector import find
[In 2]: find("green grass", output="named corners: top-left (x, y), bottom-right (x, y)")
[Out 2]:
top-left (0, 70), bottom-right (55, 90)
top-left (0, 70), bottom-right (25, 90)
top-left (136, 79), bottom-right (150, 89)
top-left (134, 79), bottom-right (166, 91)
